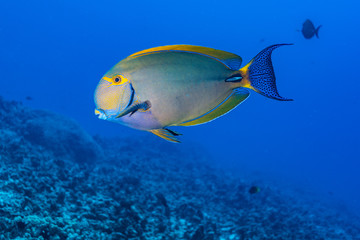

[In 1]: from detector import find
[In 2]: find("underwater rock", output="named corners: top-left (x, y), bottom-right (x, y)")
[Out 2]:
top-left (0, 129), bottom-right (29, 164)
top-left (177, 203), bottom-right (204, 224)
top-left (56, 192), bottom-right (66, 205)
top-left (155, 192), bottom-right (170, 217)
top-left (14, 216), bottom-right (26, 232)
top-left (191, 225), bottom-right (205, 240)
top-left (0, 97), bottom-right (102, 164)
top-left (22, 110), bottom-right (102, 163)
top-left (155, 192), bottom-right (168, 207)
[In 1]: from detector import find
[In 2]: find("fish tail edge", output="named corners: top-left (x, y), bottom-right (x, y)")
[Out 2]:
top-left (238, 44), bottom-right (293, 101)
top-left (315, 25), bottom-right (322, 38)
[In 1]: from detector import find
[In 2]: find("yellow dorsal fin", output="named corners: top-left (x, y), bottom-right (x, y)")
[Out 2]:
top-left (149, 128), bottom-right (181, 143)
top-left (128, 45), bottom-right (242, 70)
top-left (178, 88), bottom-right (250, 127)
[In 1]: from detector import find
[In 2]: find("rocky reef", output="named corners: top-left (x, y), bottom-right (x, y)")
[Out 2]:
top-left (0, 96), bottom-right (359, 239)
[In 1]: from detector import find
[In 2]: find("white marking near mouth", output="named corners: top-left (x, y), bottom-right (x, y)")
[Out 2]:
top-left (95, 109), bottom-right (108, 120)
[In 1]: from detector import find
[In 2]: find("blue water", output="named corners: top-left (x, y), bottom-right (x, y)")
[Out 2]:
top-left (1, 0), bottom-right (359, 221)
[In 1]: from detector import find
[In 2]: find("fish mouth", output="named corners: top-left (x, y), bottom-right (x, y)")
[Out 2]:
top-left (95, 108), bottom-right (109, 120)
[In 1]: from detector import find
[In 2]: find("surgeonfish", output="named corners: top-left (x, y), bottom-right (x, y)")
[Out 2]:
top-left (249, 186), bottom-right (261, 194)
top-left (301, 19), bottom-right (322, 39)
top-left (94, 44), bottom-right (292, 143)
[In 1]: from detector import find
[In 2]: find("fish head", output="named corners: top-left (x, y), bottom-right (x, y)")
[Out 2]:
top-left (94, 73), bottom-right (134, 120)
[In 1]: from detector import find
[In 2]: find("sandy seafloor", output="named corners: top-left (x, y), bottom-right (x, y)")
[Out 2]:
top-left (0, 96), bottom-right (359, 240)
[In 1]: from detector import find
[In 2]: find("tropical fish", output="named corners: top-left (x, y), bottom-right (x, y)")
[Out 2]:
top-left (249, 186), bottom-right (261, 194)
top-left (301, 19), bottom-right (322, 39)
top-left (94, 44), bottom-right (292, 143)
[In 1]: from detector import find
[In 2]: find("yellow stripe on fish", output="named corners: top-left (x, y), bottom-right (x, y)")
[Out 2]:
top-left (128, 44), bottom-right (243, 70)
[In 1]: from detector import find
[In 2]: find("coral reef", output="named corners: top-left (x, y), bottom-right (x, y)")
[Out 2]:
top-left (0, 96), bottom-right (359, 239)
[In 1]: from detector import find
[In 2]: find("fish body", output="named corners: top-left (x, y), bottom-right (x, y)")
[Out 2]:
top-left (117, 50), bottom-right (234, 127)
top-left (302, 19), bottom-right (322, 39)
top-left (94, 44), bottom-right (292, 142)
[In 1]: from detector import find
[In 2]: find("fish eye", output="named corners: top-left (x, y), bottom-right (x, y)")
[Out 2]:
top-left (112, 75), bottom-right (129, 85)
top-left (112, 75), bottom-right (123, 84)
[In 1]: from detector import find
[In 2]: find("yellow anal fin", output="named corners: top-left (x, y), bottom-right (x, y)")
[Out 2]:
top-left (178, 88), bottom-right (250, 127)
top-left (149, 128), bottom-right (181, 143)
top-left (128, 45), bottom-right (242, 70)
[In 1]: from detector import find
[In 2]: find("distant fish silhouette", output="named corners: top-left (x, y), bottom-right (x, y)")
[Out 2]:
top-left (301, 19), bottom-right (322, 39)
top-left (249, 186), bottom-right (260, 194)
top-left (25, 96), bottom-right (33, 101)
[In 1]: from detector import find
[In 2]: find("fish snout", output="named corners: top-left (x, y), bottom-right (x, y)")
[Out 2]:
top-left (95, 109), bottom-right (108, 120)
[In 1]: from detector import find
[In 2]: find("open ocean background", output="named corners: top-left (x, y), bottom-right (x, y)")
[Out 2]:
top-left (1, 0), bottom-right (359, 238)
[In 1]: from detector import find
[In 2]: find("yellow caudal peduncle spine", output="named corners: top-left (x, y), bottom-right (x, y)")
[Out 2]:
top-left (238, 60), bottom-right (256, 91)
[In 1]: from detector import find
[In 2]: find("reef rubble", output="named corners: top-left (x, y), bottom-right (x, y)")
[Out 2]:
top-left (0, 97), bottom-right (359, 240)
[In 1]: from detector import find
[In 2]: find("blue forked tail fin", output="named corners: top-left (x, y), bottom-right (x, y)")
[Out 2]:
top-left (239, 44), bottom-right (293, 101)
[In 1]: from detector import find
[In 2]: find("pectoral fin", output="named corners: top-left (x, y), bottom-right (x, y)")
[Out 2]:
top-left (149, 128), bottom-right (182, 143)
top-left (115, 100), bottom-right (151, 118)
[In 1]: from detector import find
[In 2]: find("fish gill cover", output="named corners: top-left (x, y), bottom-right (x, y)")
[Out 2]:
top-left (0, 97), bottom-right (359, 239)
